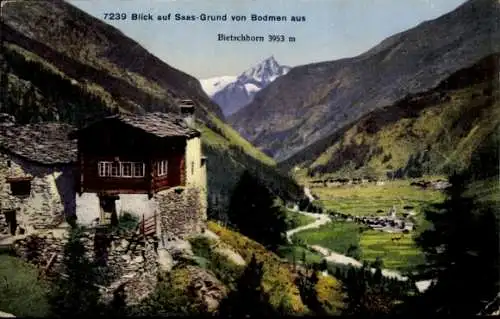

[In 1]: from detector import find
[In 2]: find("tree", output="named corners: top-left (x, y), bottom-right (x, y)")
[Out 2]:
top-left (296, 269), bottom-right (324, 315)
top-left (48, 227), bottom-right (104, 318)
top-left (406, 129), bottom-right (500, 316)
top-left (228, 170), bottom-right (287, 250)
top-left (218, 254), bottom-right (276, 317)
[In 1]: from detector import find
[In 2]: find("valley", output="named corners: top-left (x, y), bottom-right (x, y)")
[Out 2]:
top-left (280, 178), bottom-right (444, 273)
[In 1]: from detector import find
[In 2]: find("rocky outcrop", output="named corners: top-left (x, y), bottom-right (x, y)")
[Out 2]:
top-left (183, 265), bottom-right (228, 313)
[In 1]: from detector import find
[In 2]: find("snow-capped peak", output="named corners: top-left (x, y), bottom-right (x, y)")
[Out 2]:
top-left (199, 76), bottom-right (237, 97)
top-left (238, 56), bottom-right (290, 86)
top-left (200, 56), bottom-right (291, 116)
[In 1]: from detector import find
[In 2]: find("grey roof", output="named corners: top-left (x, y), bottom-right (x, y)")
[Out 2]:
top-left (0, 123), bottom-right (77, 165)
top-left (76, 112), bottom-right (200, 138)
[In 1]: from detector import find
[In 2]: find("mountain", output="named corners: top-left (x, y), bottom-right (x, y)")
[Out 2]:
top-left (201, 56), bottom-right (291, 116)
top-left (280, 54), bottom-right (499, 178)
top-left (0, 0), bottom-right (303, 214)
top-left (199, 76), bottom-right (238, 97)
top-left (229, 0), bottom-right (500, 164)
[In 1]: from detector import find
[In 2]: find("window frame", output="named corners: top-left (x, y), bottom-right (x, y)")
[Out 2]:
top-left (110, 161), bottom-right (120, 177)
top-left (98, 161), bottom-right (145, 178)
top-left (157, 160), bottom-right (168, 177)
top-left (133, 162), bottom-right (145, 178)
top-left (98, 161), bottom-right (111, 177)
top-left (121, 162), bottom-right (133, 178)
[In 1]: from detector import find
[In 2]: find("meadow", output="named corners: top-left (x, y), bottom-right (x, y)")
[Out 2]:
top-left (285, 210), bottom-right (317, 230)
top-left (311, 179), bottom-right (445, 218)
top-left (282, 179), bottom-right (447, 272)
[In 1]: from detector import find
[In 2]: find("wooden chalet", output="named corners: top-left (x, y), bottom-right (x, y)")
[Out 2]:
top-left (69, 110), bottom-right (201, 200)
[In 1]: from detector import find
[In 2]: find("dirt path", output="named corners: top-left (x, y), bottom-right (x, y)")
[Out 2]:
top-left (285, 210), bottom-right (331, 243)
top-left (285, 209), bottom-right (433, 291)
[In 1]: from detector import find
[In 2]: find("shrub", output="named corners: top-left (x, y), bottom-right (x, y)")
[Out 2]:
top-left (0, 255), bottom-right (51, 317)
top-left (208, 221), bottom-right (307, 314)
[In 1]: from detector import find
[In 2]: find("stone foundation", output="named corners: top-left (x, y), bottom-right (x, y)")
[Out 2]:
top-left (156, 187), bottom-right (206, 241)
top-left (12, 228), bottom-right (158, 305)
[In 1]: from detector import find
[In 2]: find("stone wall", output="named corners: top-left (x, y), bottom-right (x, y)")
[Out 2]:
top-left (156, 187), bottom-right (205, 241)
top-left (0, 152), bottom-right (75, 235)
top-left (12, 228), bottom-right (158, 305)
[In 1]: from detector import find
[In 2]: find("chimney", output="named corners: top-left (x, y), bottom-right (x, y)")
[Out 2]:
top-left (179, 99), bottom-right (195, 128)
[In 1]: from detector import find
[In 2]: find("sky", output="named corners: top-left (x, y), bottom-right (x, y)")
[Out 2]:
top-left (67, 0), bottom-right (467, 79)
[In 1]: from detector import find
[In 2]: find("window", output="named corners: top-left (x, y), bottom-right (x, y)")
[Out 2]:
top-left (111, 162), bottom-right (120, 177)
top-left (7, 177), bottom-right (32, 197)
top-left (191, 161), bottom-right (194, 175)
top-left (133, 162), bottom-right (145, 177)
top-left (121, 162), bottom-right (132, 177)
top-left (157, 160), bottom-right (168, 176)
top-left (98, 162), bottom-right (111, 177)
top-left (98, 161), bottom-right (145, 178)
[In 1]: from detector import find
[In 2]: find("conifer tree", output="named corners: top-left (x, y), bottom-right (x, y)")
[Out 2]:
top-left (48, 227), bottom-right (103, 318)
top-left (218, 254), bottom-right (275, 317)
top-left (404, 129), bottom-right (500, 316)
top-left (228, 170), bottom-right (287, 250)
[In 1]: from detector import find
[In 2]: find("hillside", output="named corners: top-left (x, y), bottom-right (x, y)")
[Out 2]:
top-left (229, 0), bottom-right (500, 163)
top-left (0, 0), bottom-right (302, 213)
top-left (281, 54), bottom-right (500, 178)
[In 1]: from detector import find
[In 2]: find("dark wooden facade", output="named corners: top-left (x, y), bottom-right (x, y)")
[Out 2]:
top-left (73, 119), bottom-right (187, 196)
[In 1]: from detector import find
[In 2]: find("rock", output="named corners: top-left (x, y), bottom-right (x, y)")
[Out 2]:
top-left (120, 239), bottom-right (129, 249)
top-left (164, 239), bottom-right (193, 258)
top-left (199, 229), bottom-right (220, 241)
top-left (132, 256), bottom-right (144, 264)
top-left (121, 255), bottom-right (131, 262)
top-left (214, 247), bottom-right (246, 266)
top-left (157, 249), bottom-right (174, 272)
top-left (0, 310), bottom-right (15, 318)
top-left (183, 266), bottom-right (227, 313)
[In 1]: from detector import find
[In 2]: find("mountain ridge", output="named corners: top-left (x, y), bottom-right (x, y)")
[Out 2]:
top-left (201, 56), bottom-right (290, 116)
top-left (229, 0), bottom-right (500, 163)
top-left (279, 53), bottom-right (499, 178)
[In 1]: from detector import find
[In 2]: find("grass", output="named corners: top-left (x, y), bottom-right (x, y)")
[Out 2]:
top-left (0, 255), bottom-right (51, 317)
top-left (276, 244), bottom-right (324, 265)
top-left (305, 81), bottom-right (500, 177)
top-left (285, 210), bottom-right (316, 230)
top-left (290, 221), bottom-right (425, 272)
top-left (207, 220), bottom-right (308, 314)
top-left (288, 180), bottom-right (439, 272)
top-left (206, 114), bottom-right (276, 167)
top-left (359, 230), bottom-right (425, 273)
top-left (312, 179), bottom-right (445, 219)
top-left (188, 236), bottom-right (244, 290)
top-left (291, 222), bottom-right (363, 259)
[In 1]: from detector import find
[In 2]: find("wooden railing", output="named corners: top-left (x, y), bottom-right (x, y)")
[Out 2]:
top-left (140, 211), bottom-right (157, 237)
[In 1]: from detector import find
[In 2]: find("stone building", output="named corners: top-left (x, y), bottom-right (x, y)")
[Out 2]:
top-left (0, 117), bottom-right (77, 236)
top-left (0, 100), bottom-right (208, 241)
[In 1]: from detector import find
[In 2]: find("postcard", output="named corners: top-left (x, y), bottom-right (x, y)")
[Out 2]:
top-left (0, 0), bottom-right (498, 317)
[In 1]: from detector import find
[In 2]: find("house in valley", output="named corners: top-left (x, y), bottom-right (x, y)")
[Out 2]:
top-left (70, 101), bottom-right (208, 238)
top-left (0, 116), bottom-right (77, 236)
